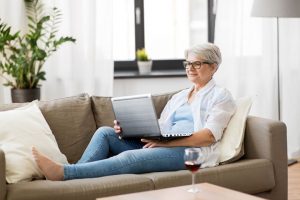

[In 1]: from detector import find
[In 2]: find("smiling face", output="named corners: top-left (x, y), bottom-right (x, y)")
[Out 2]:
top-left (185, 53), bottom-right (217, 87)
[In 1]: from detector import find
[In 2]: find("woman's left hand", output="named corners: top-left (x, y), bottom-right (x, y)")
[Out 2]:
top-left (141, 139), bottom-right (169, 148)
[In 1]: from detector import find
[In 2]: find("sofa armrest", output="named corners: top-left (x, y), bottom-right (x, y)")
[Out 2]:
top-left (244, 116), bottom-right (287, 200)
top-left (0, 149), bottom-right (6, 200)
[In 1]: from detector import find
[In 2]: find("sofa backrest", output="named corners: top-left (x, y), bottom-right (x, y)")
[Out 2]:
top-left (0, 94), bottom-right (97, 164)
top-left (38, 94), bottom-right (97, 163)
top-left (90, 91), bottom-right (178, 128)
top-left (0, 91), bottom-right (178, 164)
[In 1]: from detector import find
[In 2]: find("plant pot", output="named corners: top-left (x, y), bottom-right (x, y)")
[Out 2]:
top-left (11, 88), bottom-right (41, 103)
top-left (137, 61), bottom-right (153, 75)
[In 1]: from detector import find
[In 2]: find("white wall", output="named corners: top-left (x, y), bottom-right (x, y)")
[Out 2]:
top-left (113, 77), bottom-right (191, 97)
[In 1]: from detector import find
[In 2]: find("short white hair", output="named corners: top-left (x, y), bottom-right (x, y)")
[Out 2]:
top-left (184, 43), bottom-right (222, 67)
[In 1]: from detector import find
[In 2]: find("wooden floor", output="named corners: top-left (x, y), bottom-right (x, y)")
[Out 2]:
top-left (288, 160), bottom-right (300, 200)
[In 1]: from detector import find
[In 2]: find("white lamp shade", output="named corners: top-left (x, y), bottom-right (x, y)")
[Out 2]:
top-left (252, 0), bottom-right (300, 18)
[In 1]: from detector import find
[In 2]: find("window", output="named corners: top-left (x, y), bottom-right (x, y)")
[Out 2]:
top-left (113, 0), bottom-right (215, 71)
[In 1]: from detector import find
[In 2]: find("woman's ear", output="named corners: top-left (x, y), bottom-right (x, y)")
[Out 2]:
top-left (211, 63), bottom-right (218, 73)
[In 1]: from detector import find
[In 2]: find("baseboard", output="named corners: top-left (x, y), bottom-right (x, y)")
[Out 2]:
top-left (288, 159), bottom-right (298, 166)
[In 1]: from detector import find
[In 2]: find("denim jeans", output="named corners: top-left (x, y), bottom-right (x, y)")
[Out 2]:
top-left (64, 127), bottom-right (187, 180)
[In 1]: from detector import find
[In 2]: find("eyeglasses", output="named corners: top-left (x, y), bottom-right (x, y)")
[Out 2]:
top-left (183, 61), bottom-right (211, 70)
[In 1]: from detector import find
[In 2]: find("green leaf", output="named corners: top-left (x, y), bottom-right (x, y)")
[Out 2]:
top-left (3, 82), bottom-right (14, 87)
top-left (34, 48), bottom-right (47, 60)
top-left (37, 71), bottom-right (46, 80)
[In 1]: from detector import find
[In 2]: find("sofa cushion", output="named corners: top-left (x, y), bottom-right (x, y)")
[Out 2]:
top-left (38, 94), bottom-right (97, 163)
top-left (0, 102), bottom-right (68, 183)
top-left (219, 97), bottom-right (253, 164)
top-left (6, 175), bottom-right (154, 200)
top-left (142, 159), bottom-right (275, 194)
top-left (91, 96), bottom-right (115, 128)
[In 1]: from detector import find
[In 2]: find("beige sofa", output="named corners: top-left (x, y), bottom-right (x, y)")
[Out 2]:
top-left (0, 93), bottom-right (287, 200)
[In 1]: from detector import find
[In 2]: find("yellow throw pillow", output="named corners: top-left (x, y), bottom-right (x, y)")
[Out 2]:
top-left (0, 102), bottom-right (68, 183)
top-left (219, 97), bottom-right (253, 164)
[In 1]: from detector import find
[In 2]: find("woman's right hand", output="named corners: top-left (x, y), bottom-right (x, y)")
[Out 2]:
top-left (113, 120), bottom-right (122, 134)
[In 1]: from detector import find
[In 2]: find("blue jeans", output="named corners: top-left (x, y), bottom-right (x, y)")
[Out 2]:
top-left (63, 127), bottom-right (187, 180)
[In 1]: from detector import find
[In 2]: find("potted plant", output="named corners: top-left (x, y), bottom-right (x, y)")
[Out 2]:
top-left (136, 48), bottom-right (152, 75)
top-left (0, 0), bottom-right (76, 103)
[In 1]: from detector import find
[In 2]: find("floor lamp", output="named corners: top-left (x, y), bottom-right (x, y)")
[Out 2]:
top-left (251, 0), bottom-right (300, 166)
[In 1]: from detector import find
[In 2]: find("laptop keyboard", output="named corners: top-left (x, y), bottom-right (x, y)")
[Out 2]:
top-left (162, 133), bottom-right (192, 137)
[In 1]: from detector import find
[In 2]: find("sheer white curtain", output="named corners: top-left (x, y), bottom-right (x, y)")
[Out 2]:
top-left (0, 0), bottom-right (27, 103)
top-left (214, 0), bottom-right (277, 119)
top-left (281, 19), bottom-right (300, 158)
top-left (214, 0), bottom-right (300, 158)
top-left (0, 0), bottom-right (114, 103)
top-left (42, 0), bottom-right (114, 99)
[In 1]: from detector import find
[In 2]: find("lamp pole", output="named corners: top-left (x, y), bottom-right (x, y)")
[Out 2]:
top-left (276, 17), bottom-right (281, 121)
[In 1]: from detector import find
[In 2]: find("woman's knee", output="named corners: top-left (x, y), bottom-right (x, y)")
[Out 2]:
top-left (94, 126), bottom-right (116, 138)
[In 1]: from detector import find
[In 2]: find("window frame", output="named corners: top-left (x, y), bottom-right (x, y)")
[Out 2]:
top-left (114, 0), bottom-right (216, 72)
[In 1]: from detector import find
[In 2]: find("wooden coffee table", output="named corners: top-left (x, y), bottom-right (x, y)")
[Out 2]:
top-left (96, 183), bottom-right (265, 200)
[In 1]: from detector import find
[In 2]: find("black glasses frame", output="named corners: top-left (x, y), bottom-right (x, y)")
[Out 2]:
top-left (183, 61), bottom-right (211, 69)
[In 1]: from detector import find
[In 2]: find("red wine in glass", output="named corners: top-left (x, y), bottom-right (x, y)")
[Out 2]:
top-left (185, 161), bottom-right (201, 173)
top-left (184, 148), bottom-right (203, 193)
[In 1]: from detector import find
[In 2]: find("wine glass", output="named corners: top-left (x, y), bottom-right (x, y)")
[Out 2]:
top-left (184, 148), bottom-right (204, 193)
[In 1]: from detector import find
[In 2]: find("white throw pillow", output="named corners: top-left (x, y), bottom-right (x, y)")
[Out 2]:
top-left (219, 97), bottom-right (253, 164)
top-left (0, 102), bottom-right (68, 183)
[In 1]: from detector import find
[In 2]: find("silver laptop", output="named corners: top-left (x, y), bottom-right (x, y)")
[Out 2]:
top-left (111, 94), bottom-right (192, 140)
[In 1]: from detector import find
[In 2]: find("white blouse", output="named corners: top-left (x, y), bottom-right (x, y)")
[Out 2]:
top-left (158, 79), bottom-right (236, 167)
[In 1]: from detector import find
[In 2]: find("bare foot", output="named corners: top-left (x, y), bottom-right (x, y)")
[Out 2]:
top-left (32, 147), bottom-right (64, 181)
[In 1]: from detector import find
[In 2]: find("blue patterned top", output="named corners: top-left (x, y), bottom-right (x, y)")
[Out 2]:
top-left (169, 102), bottom-right (194, 133)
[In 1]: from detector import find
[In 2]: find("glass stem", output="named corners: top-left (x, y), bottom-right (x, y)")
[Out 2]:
top-left (192, 172), bottom-right (196, 190)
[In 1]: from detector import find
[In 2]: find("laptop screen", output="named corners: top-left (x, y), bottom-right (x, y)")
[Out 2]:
top-left (111, 94), bottom-right (162, 138)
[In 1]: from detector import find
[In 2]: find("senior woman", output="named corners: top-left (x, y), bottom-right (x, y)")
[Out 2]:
top-left (32, 43), bottom-right (236, 181)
